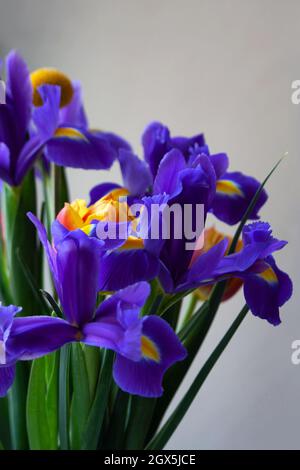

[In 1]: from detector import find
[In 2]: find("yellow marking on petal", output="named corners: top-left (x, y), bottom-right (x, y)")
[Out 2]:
top-left (258, 266), bottom-right (278, 284)
top-left (54, 127), bottom-right (88, 141)
top-left (120, 236), bottom-right (144, 250)
top-left (141, 335), bottom-right (160, 362)
top-left (216, 180), bottom-right (243, 197)
top-left (30, 68), bottom-right (73, 108)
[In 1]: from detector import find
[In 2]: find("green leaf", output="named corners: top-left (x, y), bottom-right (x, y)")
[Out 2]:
top-left (26, 352), bottom-right (59, 450)
top-left (81, 350), bottom-right (114, 450)
top-left (103, 389), bottom-right (130, 450)
top-left (124, 396), bottom-right (157, 450)
top-left (0, 397), bottom-right (11, 449)
top-left (59, 344), bottom-right (71, 450)
top-left (8, 362), bottom-right (29, 449)
top-left (3, 171), bottom-right (41, 314)
top-left (70, 343), bottom-right (93, 450)
top-left (146, 305), bottom-right (249, 450)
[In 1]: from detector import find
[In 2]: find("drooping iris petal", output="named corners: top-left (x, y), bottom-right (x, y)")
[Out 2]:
top-left (211, 171), bottom-right (268, 225)
top-left (100, 132), bottom-right (132, 154)
top-left (98, 249), bottom-right (159, 292)
top-left (118, 149), bottom-right (152, 196)
top-left (243, 256), bottom-right (293, 326)
top-left (45, 127), bottom-right (116, 170)
top-left (113, 316), bottom-right (187, 397)
top-left (7, 316), bottom-right (78, 361)
top-left (0, 365), bottom-right (15, 397)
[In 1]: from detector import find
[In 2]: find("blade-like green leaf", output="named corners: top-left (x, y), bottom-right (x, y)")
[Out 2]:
top-left (81, 350), bottom-right (114, 450)
top-left (26, 352), bottom-right (59, 449)
top-left (8, 362), bottom-right (29, 449)
top-left (3, 170), bottom-right (40, 314)
top-left (146, 305), bottom-right (249, 450)
top-left (70, 343), bottom-right (93, 450)
top-left (59, 344), bottom-right (71, 450)
top-left (103, 389), bottom-right (130, 450)
top-left (0, 397), bottom-right (11, 449)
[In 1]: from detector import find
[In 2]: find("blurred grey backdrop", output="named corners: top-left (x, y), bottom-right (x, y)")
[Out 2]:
top-left (0, 0), bottom-right (299, 449)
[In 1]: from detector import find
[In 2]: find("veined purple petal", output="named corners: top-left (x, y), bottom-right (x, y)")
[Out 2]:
top-left (209, 153), bottom-right (229, 179)
top-left (7, 316), bottom-right (78, 361)
top-left (56, 230), bottom-right (103, 326)
top-left (153, 149), bottom-right (186, 196)
top-left (113, 316), bottom-right (187, 397)
top-left (99, 249), bottom-right (159, 292)
top-left (118, 149), bottom-right (152, 196)
top-left (5, 50), bottom-right (32, 143)
top-left (59, 80), bottom-right (88, 129)
top-left (32, 84), bottom-right (61, 140)
top-left (243, 256), bottom-right (293, 326)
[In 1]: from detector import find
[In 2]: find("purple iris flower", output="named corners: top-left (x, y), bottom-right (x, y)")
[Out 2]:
top-left (212, 222), bottom-right (293, 325)
top-left (142, 121), bottom-right (268, 225)
top-left (0, 50), bottom-right (130, 186)
top-left (24, 212), bottom-right (186, 398)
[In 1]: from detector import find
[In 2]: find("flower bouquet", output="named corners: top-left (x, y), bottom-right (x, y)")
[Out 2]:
top-left (0, 51), bottom-right (292, 451)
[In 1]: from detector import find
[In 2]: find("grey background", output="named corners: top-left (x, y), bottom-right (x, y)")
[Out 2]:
top-left (0, 0), bottom-right (299, 449)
